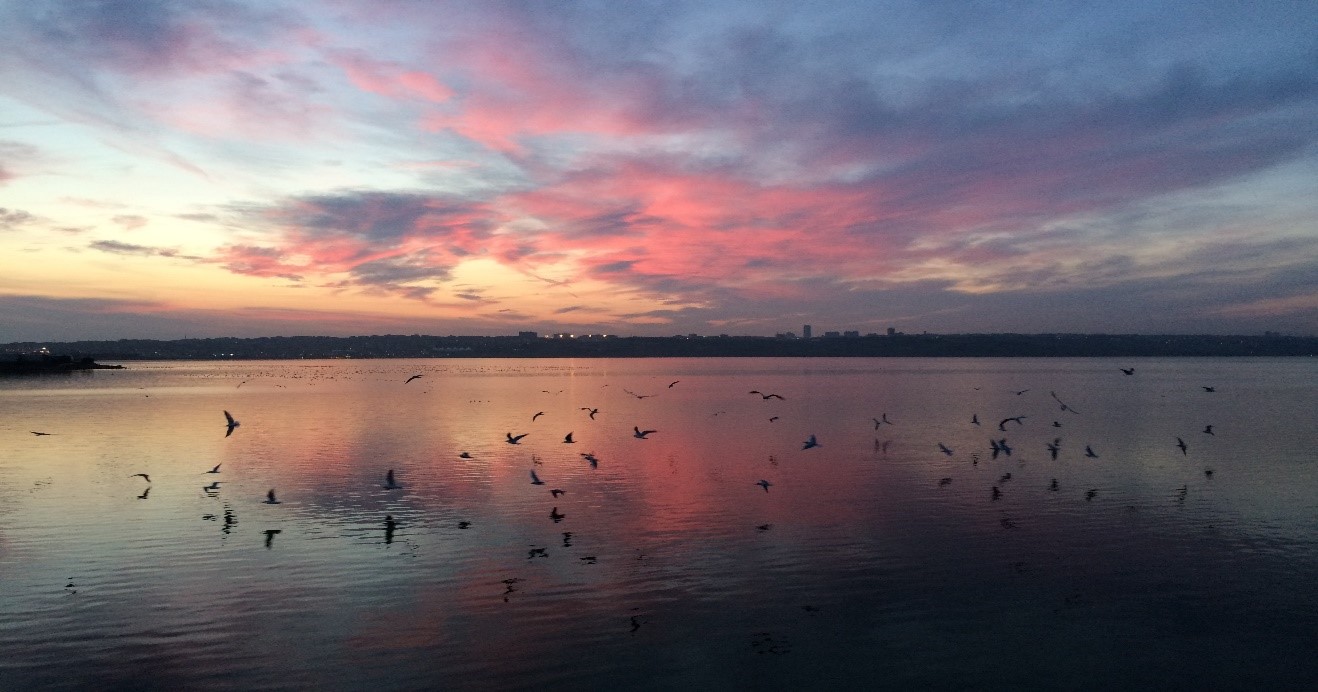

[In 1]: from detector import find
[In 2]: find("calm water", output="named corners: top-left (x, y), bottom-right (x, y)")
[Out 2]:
top-left (1, 357), bottom-right (1315, 690)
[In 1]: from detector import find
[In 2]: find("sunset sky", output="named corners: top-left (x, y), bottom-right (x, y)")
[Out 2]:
top-left (2, 0), bottom-right (1315, 341)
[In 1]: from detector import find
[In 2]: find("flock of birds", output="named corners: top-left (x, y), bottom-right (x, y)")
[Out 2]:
top-left (30, 363), bottom-right (1229, 627)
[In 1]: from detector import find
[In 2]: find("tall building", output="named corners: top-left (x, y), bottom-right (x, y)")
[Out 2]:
top-left (802, 324), bottom-right (812, 339)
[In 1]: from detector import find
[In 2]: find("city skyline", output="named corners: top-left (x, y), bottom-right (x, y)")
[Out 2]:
top-left (2, 1), bottom-right (1316, 342)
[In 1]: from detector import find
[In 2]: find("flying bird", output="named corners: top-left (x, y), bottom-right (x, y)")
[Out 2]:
top-left (937, 443), bottom-right (953, 456)
top-left (633, 427), bottom-right (656, 439)
top-left (563, 432), bottom-right (575, 444)
top-left (550, 488), bottom-right (565, 498)
top-left (1046, 439), bottom-right (1061, 461)
top-left (532, 411), bottom-right (545, 421)
top-left (971, 414), bottom-right (980, 426)
top-left (1084, 445), bottom-right (1098, 459)
top-left (530, 469), bottom-right (545, 485)
top-left (1176, 437), bottom-right (1188, 455)
top-left (756, 480), bottom-right (773, 492)
top-left (459, 452), bottom-right (473, 459)
top-left (203, 481), bottom-right (221, 492)
top-left (623, 389), bottom-right (654, 399)
top-left (223, 410), bottom-right (240, 437)
top-left (581, 452), bottom-right (599, 468)
top-left (998, 416), bottom-right (1026, 431)
top-left (760, 393), bottom-right (785, 400)
top-left (1203, 425), bottom-right (1214, 435)
top-left (130, 473), bottom-right (151, 483)
top-left (30, 431), bottom-right (53, 436)
top-left (1050, 391), bottom-right (1080, 414)
top-left (581, 408), bottom-right (599, 419)
top-left (1120, 368), bottom-right (1134, 375)
top-left (668, 381), bottom-right (680, 388)
top-left (1014, 389), bottom-right (1030, 396)
top-left (404, 374), bottom-right (423, 384)
top-left (264, 489), bottom-right (280, 504)
top-left (802, 434), bottom-right (819, 450)
top-left (506, 432), bottom-right (528, 444)
top-left (206, 464), bottom-right (222, 474)
top-left (768, 416), bottom-right (779, 422)
top-left (938, 477), bottom-right (952, 487)
top-left (1202, 386), bottom-right (1216, 392)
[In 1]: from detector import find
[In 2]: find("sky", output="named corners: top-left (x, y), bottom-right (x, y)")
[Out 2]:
top-left (1, 0), bottom-right (1316, 342)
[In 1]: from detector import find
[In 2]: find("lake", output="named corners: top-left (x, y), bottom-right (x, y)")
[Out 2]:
top-left (2, 357), bottom-right (1316, 690)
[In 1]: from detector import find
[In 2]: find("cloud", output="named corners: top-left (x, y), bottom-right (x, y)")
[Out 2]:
top-left (1, 208), bottom-right (35, 231)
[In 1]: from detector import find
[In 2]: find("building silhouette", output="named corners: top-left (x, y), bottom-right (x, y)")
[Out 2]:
top-left (803, 324), bottom-right (812, 339)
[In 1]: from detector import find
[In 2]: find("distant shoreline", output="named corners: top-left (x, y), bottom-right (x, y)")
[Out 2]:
top-left (0, 355), bottom-right (124, 374)
top-left (3, 333), bottom-right (1315, 361)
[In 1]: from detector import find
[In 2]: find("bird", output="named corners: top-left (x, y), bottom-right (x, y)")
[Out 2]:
top-left (1049, 478), bottom-right (1059, 491)
top-left (937, 443), bottom-right (953, 456)
top-left (130, 473), bottom-right (151, 483)
top-left (761, 393), bottom-right (785, 400)
top-left (581, 408), bottom-right (599, 419)
top-left (998, 416), bottom-right (1026, 431)
top-left (532, 411), bottom-right (545, 421)
top-left (1176, 437), bottom-right (1188, 455)
top-left (563, 432), bottom-right (575, 444)
top-left (507, 432), bottom-right (528, 444)
top-left (1204, 468), bottom-right (1214, 479)
top-left (206, 464), bottom-right (222, 474)
top-left (203, 481), bottom-right (221, 492)
top-left (633, 427), bottom-right (656, 439)
top-left (383, 469), bottom-right (401, 489)
top-left (404, 374), bottom-right (423, 384)
top-left (768, 416), bottom-right (779, 422)
top-left (623, 389), bottom-right (654, 399)
top-left (550, 488), bottom-right (565, 497)
top-left (997, 438), bottom-right (1013, 457)
top-left (1014, 389), bottom-right (1030, 396)
top-left (668, 381), bottom-right (680, 388)
top-left (938, 477), bottom-right (952, 486)
top-left (137, 487), bottom-right (150, 500)
top-left (223, 410), bottom-right (240, 437)
top-left (549, 507), bottom-right (565, 522)
top-left (1050, 391), bottom-right (1080, 414)
top-left (1120, 368), bottom-right (1134, 375)
top-left (998, 472), bottom-right (1012, 483)
top-left (1084, 445), bottom-right (1098, 459)
top-left (530, 469), bottom-right (545, 485)
top-left (1086, 489), bottom-right (1097, 501)
top-left (971, 414), bottom-right (980, 426)
top-left (30, 431), bottom-right (53, 436)
top-left (1046, 439), bottom-right (1061, 460)
top-left (1202, 386), bottom-right (1216, 392)
top-left (802, 434), bottom-right (819, 450)
top-left (755, 480), bottom-right (772, 492)
top-left (459, 452), bottom-right (473, 459)
top-left (264, 529), bottom-right (281, 548)
top-left (264, 489), bottom-right (280, 504)
top-left (991, 486), bottom-right (1002, 500)
top-left (581, 452), bottom-right (599, 467)
top-left (1203, 425), bottom-right (1214, 435)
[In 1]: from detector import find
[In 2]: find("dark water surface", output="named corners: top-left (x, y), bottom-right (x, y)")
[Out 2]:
top-left (2, 358), bottom-right (1315, 690)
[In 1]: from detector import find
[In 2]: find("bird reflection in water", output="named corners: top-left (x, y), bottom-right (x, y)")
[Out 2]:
top-left (263, 529), bottom-right (281, 549)
top-left (385, 515), bottom-right (397, 544)
top-left (222, 506), bottom-right (236, 535)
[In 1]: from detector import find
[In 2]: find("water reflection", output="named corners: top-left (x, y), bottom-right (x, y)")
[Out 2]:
top-left (1, 358), bottom-right (1316, 689)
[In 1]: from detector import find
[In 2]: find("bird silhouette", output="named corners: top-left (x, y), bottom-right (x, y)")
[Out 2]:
top-left (551, 488), bottom-right (565, 497)
top-left (1203, 425), bottom-right (1214, 435)
top-left (1120, 368), bottom-right (1134, 375)
top-left (130, 473), bottom-right (151, 483)
top-left (1086, 489), bottom-right (1097, 501)
top-left (938, 477), bottom-right (952, 486)
top-left (756, 480), bottom-right (772, 492)
top-left (998, 416), bottom-right (1026, 431)
top-left (1202, 386), bottom-right (1216, 392)
top-left (206, 464), bottom-right (222, 474)
top-left (404, 374), bottom-right (423, 384)
top-left (30, 431), bottom-right (53, 436)
top-left (633, 427), bottom-right (656, 439)
top-left (532, 411), bottom-right (545, 421)
top-left (223, 410), bottom-right (240, 437)
top-left (1176, 437), bottom-right (1188, 455)
top-left (1084, 445), bottom-right (1098, 459)
top-left (549, 507), bottom-right (565, 523)
top-left (668, 381), bottom-right (680, 388)
top-left (581, 408), bottom-right (599, 419)
top-left (459, 451), bottom-right (473, 459)
top-left (563, 432), bottom-right (575, 444)
top-left (937, 443), bottom-right (953, 456)
top-left (1046, 439), bottom-right (1061, 460)
top-left (264, 489), bottom-right (280, 504)
top-left (971, 414), bottom-right (980, 426)
top-left (507, 432), bottom-right (528, 444)
top-left (802, 434), bottom-right (819, 450)
top-left (530, 469), bottom-right (545, 485)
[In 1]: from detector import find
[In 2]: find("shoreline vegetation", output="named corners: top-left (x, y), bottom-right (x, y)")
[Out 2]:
top-left (2, 333), bottom-right (1315, 363)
